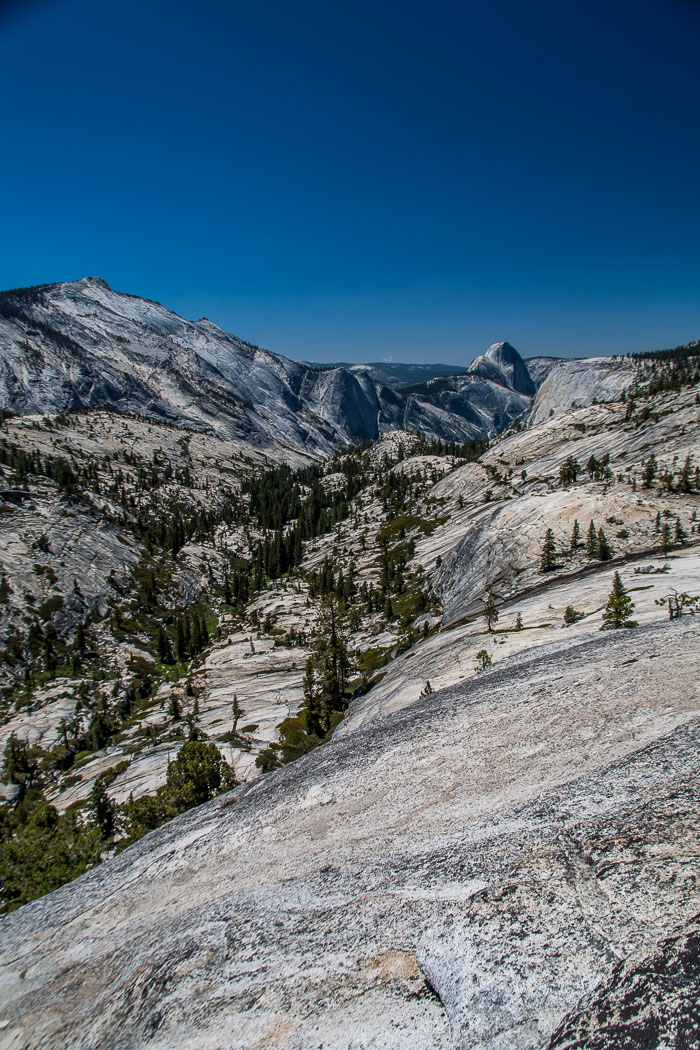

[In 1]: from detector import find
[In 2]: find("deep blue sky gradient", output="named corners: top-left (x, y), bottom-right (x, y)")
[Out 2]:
top-left (1, 0), bottom-right (699, 363)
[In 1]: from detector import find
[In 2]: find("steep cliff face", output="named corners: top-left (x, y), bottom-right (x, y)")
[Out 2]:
top-left (0, 619), bottom-right (697, 1050)
top-left (528, 356), bottom-right (635, 424)
top-left (0, 278), bottom-right (362, 457)
top-left (0, 280), bottom-right (542, 455)
top-left (467, 341), bottom-right (536, 397)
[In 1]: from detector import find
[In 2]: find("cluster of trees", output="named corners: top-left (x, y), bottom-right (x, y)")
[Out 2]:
top-left (626, 340), bottom-right (700, 399)
top-left (558, 453), bottom-right (612, 486)
top-left (157, 612), bottom-right (210, 666)
top-left (640, 454), bottom-right (698, 494)
top-left (540, 520), bottom-right (614, 572)
top-left (0, 438), bottom-right (84, 494)
top-left (0, 737), bottom-right (236, 914)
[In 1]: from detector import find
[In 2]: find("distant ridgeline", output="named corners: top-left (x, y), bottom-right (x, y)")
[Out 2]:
top-left (627, 339), bottom-right (700, 399)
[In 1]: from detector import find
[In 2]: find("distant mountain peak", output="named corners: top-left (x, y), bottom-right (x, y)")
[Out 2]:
top-left (469, 341), bottom-right (535, 397)
top-left (76, 276), bottom-right (112, 290)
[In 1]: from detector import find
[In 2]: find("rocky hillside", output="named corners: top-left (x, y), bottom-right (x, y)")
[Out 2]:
top-left (0, 335), bottom-right (696, 864)
top-left (0, 308), bottom-right (698, 1045)
top-left (0, 280), bottom-right (540, 455)
top-left (0, 617), bottom-right (697, 1049)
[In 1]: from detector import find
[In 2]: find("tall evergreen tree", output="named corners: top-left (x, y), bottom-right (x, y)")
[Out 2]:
top-left (597, 527), bottom-right (613, 561)
top-left (586, 520), bottom-right (599, 558)
top-left (483, 587), bottom-right (499, 631)
top-left (540, 528), bottom-right (556, 572)
top-left (600, 572), bottom-right (637, 630)
top-left (641, 454), bottom-right (657, 489)
top-left (302, 598), bottom-right (353, 736)
top-left (570, 519), bottom-right (581, 551)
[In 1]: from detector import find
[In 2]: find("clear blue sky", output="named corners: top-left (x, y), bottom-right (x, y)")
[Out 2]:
top-left (1, 0), bottom-right (698, 364)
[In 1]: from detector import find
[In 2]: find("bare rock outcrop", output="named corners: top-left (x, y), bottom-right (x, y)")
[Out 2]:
top-left (0, 618), bottom-right (697, 1049)
top-left (528, 357), bottom-right (635, 424)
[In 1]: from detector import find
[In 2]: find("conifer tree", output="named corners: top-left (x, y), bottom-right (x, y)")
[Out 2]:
top-left (586, 520), bottom-right (599, 558)
top-left (597, 527), bottom-right (613, 561)
top-left (661, 522), bottom-right (672, 555)
top-left (600, 572), bottom-right (637, 630)
top-left (677, 455), bottom-right (693, 494)
top-left (483, 587), bottom-right (499, 631)
top-left (231, 694), bottom-right (242, 735)
top-left (570, 519), bottom-right (581, 551)
top-left (559, 456), bottom-right (579, 486)
top-left (641, 454), bottom-right (657, 489)
top-left (89, 779), bottom-right (115, 840)
top-left (475, 649), bottom-right (492, 672)
top-left (674, 516), bottom-right (687, 544)
top-left (540, 528), bottom-right (556, 572)
top-left (302, 597), bottom-right (353, 736)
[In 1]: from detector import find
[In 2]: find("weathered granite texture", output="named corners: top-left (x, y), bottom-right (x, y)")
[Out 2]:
top-left (0, 618), bottom-right (698, 1050)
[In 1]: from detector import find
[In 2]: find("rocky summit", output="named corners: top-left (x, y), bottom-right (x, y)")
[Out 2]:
top-left (0, 280), bottom-right (542, 456)
top-left (0, 282), bottom-right (698, 1050)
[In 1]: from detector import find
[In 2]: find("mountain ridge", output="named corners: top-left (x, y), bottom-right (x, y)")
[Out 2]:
top-left (0, 279), bottom-right (548, 456)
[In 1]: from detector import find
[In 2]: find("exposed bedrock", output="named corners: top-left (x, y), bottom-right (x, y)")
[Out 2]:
top-left (0, 618), bottom-right (698, 1049)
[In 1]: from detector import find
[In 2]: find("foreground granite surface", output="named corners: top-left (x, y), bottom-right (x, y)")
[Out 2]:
top-left (0, 618), bottom-right (698, 1049)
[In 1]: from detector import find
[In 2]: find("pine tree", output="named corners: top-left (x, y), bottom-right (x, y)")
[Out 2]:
top-left (302, 598), bottom-right (353, 736)
top-left (600, 572), bottom-right (637, 630)
top-left (661, 522), bottom-right (672, 555)
top-left (559, 456), bottom-right (579, 486)
top-left (483, 587), bottom-right (499, 631)
top-left (677, 455), bottom-right (693, 494)
top-left (157, 626), bottom-right (174, 664)
top-left (586, 520), bottom-right (598, 558)
top-left (176, 617), bottom-right (187, 661)
top-left (570, 519), bottom-right (581, 551)
top-left (641, 454), bottom-right (657, 489)
top-left (231, 694), bottom-right (242, 735)
top-left (89, 779), bottom-right (115, 840)
top-left (475, 649), bottom-right (492, 672)
top-left (674, 516), bottom-right (687, 544)
top-left (597, 527), bottom-right (613, 561)
top-left (540, 528), bottom-right (556, 572)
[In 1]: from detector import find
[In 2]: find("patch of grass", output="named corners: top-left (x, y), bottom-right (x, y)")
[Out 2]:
top-left (377, 514), bottom-right (445, 540)
top-left (357, 646), bottom-right (393, 677)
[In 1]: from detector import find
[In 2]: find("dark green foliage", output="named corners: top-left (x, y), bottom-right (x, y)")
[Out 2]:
top-left (1, 733), bottom-right (41, 801)
top-left (559, 456), bottom-right (580, 485)
top-left (586, 520), bottom-right (599, 558)
top-left (89, 778), bottom-right (116, 840)
top-left (483, 587), bottom-right (499, 631)
top-left (596, 527), bottom-right (613, 561)
top-left (540, 528), bottom-right (556, 572)
top-left (475, 649), bottom-right (492, 672)
top-left (122, 741), bottom-right (236, 842)
top-left (641, 454), bottom-right (657, 489)
top-left (570, 519), bottom-right (581, 551)
top-left (302, 598), bottom-right (353, 738)
top-left (0, 794), bottom-right (103, 914)
top-left (600, 572), bottom-right (637, 630)
top-left (564, 605), bottom-right (584, 624)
